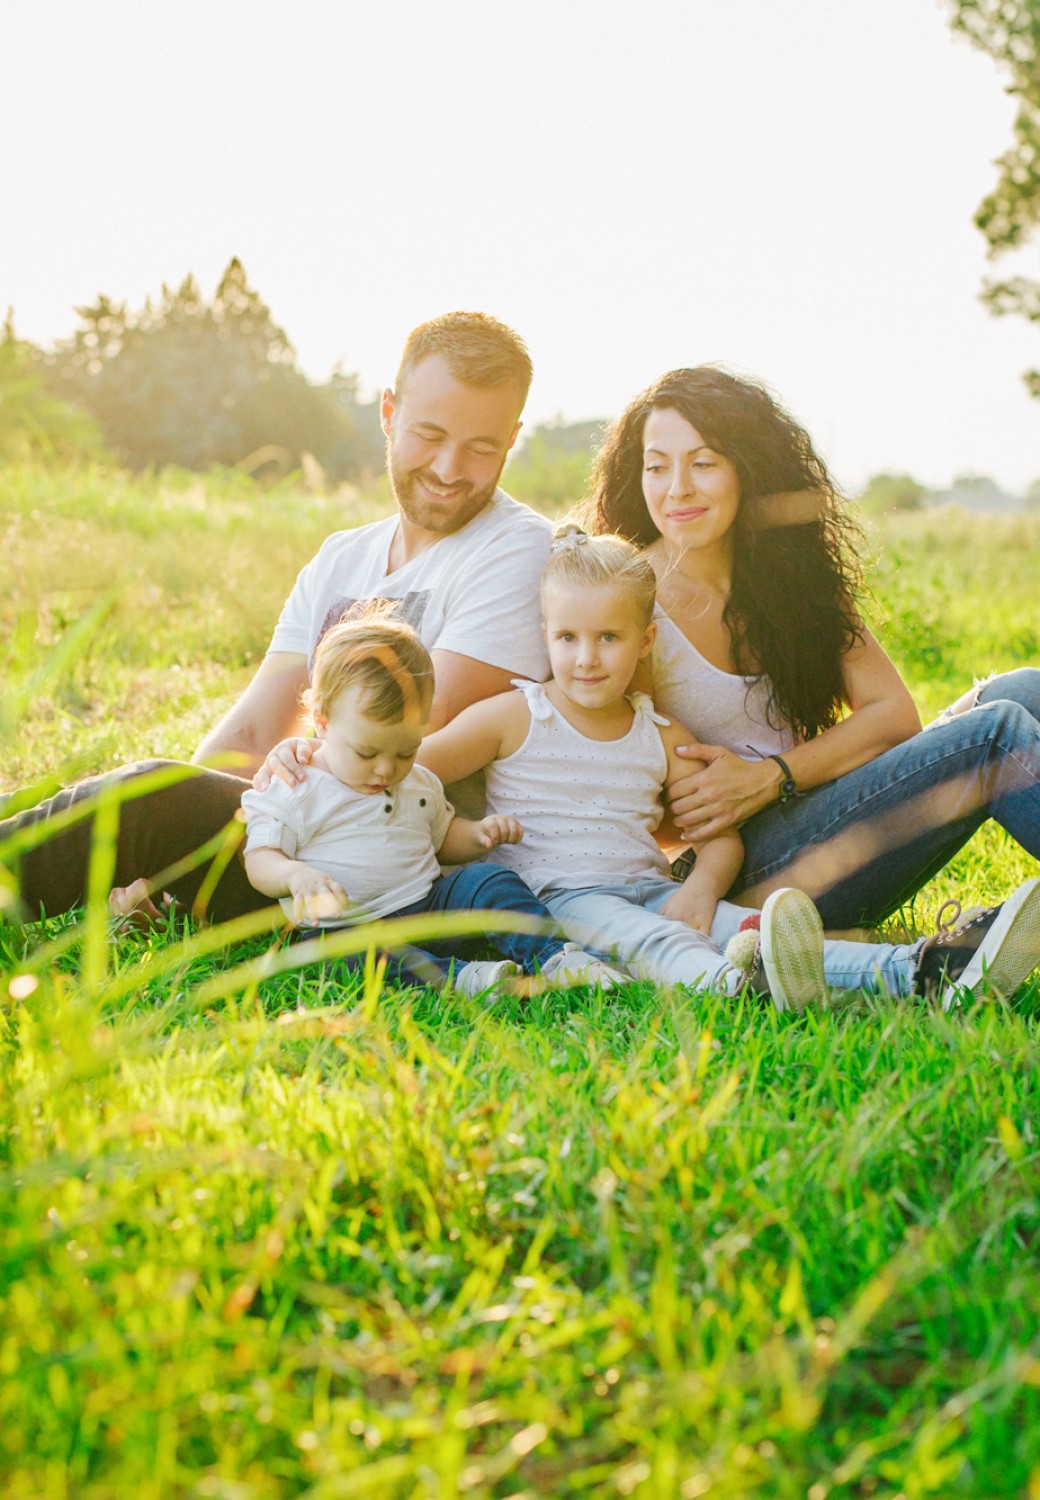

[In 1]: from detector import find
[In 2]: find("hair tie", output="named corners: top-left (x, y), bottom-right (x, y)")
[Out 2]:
top-left (550, 526), bottom-right (589, 555)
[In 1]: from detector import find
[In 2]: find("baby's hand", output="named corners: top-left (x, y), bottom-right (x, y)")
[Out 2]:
top-left (476, 814), bottom-right (524, 849)
top-left (252, 737), bottom-right (315, 793)
top-left (660, 886), bottom-right (717, 936)
top-left (286, 866), bottom-right (349, 926)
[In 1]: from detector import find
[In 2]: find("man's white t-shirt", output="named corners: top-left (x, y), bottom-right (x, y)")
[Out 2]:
top-left (269, 488), bottom-right (552, 681)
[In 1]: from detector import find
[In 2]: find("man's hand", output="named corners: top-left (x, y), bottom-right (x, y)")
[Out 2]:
top-left (252, 738), bottom-right (316, 792)
top-left (286, 865), bottom-right (350, 926)
top-left (669, 742), bottom-right (781, 841)
top-left (474, 814), bottom-right (524, 849)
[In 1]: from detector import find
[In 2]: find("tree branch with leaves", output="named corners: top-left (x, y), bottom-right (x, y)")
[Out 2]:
top-left (946, 1), bottom-right (1040, 392)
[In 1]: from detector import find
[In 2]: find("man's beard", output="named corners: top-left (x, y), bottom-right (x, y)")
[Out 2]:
top-left (388, 445), bottom-right (502, 537)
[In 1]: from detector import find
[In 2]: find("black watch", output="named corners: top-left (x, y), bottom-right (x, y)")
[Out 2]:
top-left (769, 753), bottom-right (798, 803)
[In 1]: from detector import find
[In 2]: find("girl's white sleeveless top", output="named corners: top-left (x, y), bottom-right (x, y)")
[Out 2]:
top-left (484, 681), bottom-right (672, 897)
top-left (651, 610), bottom-right (796, 757)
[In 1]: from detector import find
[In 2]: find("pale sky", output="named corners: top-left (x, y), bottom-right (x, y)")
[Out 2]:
top-left (3, 0), bottom-right (1038, 492)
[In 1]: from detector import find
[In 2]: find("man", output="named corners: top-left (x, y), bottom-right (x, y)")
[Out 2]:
top-left (2, 312), bottom-right (553, 924)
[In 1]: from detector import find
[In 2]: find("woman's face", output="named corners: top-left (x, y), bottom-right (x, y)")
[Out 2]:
top-left (641, 406), bottom-right (740, 551)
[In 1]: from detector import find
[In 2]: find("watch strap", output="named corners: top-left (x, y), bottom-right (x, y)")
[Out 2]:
top-left (768, 753), bottom-right (799, 803)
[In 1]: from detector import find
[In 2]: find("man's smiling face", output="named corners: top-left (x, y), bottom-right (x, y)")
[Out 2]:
top-left (382, 354), bottom-right (523, 539)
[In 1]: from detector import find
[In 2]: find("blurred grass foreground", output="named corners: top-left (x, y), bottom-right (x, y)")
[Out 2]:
top-left (1, 459), bottom-right (1040, 1498)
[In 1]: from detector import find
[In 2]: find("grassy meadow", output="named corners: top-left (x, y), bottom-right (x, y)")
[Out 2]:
top-left (1, 462), bottom-right (1039, 1498)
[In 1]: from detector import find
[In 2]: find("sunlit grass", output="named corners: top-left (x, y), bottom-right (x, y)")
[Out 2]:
top-left (1, 464), bottom-right (1039, 1496)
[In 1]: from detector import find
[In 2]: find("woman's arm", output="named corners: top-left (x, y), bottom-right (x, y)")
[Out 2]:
top-left (668, 629), bottom-right (922, 842)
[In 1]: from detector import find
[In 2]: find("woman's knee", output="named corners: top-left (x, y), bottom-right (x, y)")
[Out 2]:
top-left (975, 668), bottom-right (1040, 723)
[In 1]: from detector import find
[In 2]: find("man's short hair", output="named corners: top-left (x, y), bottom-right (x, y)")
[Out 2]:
top-left (395, 311), bottom-right (533, 404)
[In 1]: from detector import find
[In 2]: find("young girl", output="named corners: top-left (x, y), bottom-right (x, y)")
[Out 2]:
top-left (416, 527), bottom-right (1040, 1012)
top-left (240, 607), bottom-right (627, 995)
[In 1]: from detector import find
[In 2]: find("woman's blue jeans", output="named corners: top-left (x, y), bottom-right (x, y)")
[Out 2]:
top-left (298, 862), bottom-right (564, 989)
top-left (730, 669), bottom-right (1040, 927)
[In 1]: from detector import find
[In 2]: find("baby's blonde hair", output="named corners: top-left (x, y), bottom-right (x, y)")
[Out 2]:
top-left (541, 524), bottom-right (657, 626)
top-left (304, 602), bottom-right (434, 725)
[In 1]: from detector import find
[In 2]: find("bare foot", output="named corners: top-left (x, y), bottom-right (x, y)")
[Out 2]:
top-left (108, 879), bottom-right (176, 933)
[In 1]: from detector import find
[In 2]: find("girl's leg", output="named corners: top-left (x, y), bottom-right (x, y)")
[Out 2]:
top-left (727, 881), bottom-right (1040, 1011)
top-left (0, 759), bottom-right (260, 923)
top-left (548, 881), bottom-right (732, 990)
top-left (732, 699), bottom-right (1040, 928)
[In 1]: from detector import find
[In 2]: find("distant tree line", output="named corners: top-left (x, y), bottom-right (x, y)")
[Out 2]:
top-left (0, 259), bottom-right (609, 499)
top-left (857, 470), bottom-right (1040, 515)
top-left (2, 258), bottom-right (385, 481)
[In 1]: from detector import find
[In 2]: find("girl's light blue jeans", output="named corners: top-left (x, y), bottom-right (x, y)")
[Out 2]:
top-left (546, 878), bottom-right (923, 995)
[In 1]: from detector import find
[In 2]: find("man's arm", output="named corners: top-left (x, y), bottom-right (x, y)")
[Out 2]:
top-left (193, 651), bottom-right (311, 777)
top-left (426, 649), bottom-right (528, 732)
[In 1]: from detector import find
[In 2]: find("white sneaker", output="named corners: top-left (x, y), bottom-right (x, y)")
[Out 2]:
top-left (760, 888), bottom-right (827, 1014)
top-left (540, 943), bottom-right (630, 991)
top-left (453, 959), bottom-right (523, 997)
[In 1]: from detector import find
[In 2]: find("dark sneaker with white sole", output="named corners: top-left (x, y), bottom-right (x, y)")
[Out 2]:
top-left (912, 877), bottom-right (1040, 1011)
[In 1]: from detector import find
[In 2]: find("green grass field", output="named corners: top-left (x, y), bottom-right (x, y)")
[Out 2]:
top-left (1, 463), bottom-right (1039, 1498)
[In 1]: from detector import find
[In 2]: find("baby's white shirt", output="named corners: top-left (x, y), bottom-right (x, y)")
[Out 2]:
top-left (241, 764), bottom-right (454, 924)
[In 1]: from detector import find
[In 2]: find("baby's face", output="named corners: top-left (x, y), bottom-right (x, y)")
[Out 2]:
top-left (316, 683), bottom-right (427, 795)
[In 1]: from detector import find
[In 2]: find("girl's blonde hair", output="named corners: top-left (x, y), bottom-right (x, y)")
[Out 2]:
top-left (303, 603), bottom-right (434, 724)
top-left (541, 524), bottom-right (657, 626)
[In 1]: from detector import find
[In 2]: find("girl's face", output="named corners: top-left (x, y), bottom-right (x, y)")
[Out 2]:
top-left (313, 682), bottom-right (427, 794)
top-left (543, 581), bottom-right (655, 713)
top-left (641, 406), bottom-right (741, 551)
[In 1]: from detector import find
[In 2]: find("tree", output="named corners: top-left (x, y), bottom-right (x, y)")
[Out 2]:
top-left (855, 472), bottom-right (928, 514)
top-left (48, 259), bottom-right (375, 479)
top-left (0, 311), bottom-right (101, 460)
top-left (946, 1), bottom-right (1040, 394)
top-left (504, 416), bottom-right (606, 511)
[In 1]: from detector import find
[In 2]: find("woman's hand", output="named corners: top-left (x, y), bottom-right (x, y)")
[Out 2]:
top-left (475, 814), bottom-right (524, 849)
top-left (669, 743), bottom-right (780, 841)
top-left (252, 737), bottom-right (315, 792)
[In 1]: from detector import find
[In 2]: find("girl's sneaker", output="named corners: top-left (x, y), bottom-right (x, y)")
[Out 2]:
top-left (912, 877), bottom-right (1040, 1011)
top-left (454, 959), bottom-right (524, 997)
top-left (758, 888), bottom-right (828, 1014)
top-left (540, 943), bottom-right (630, 991)
top-left (724, 888), bottom-right (827, 1014)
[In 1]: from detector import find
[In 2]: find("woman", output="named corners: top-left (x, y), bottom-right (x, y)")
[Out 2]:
top-left (586, 366), bottom-right (1039, 929)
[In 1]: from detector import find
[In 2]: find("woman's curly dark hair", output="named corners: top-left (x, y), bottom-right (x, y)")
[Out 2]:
top-left (585, 366), bottom-right (865, 741)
